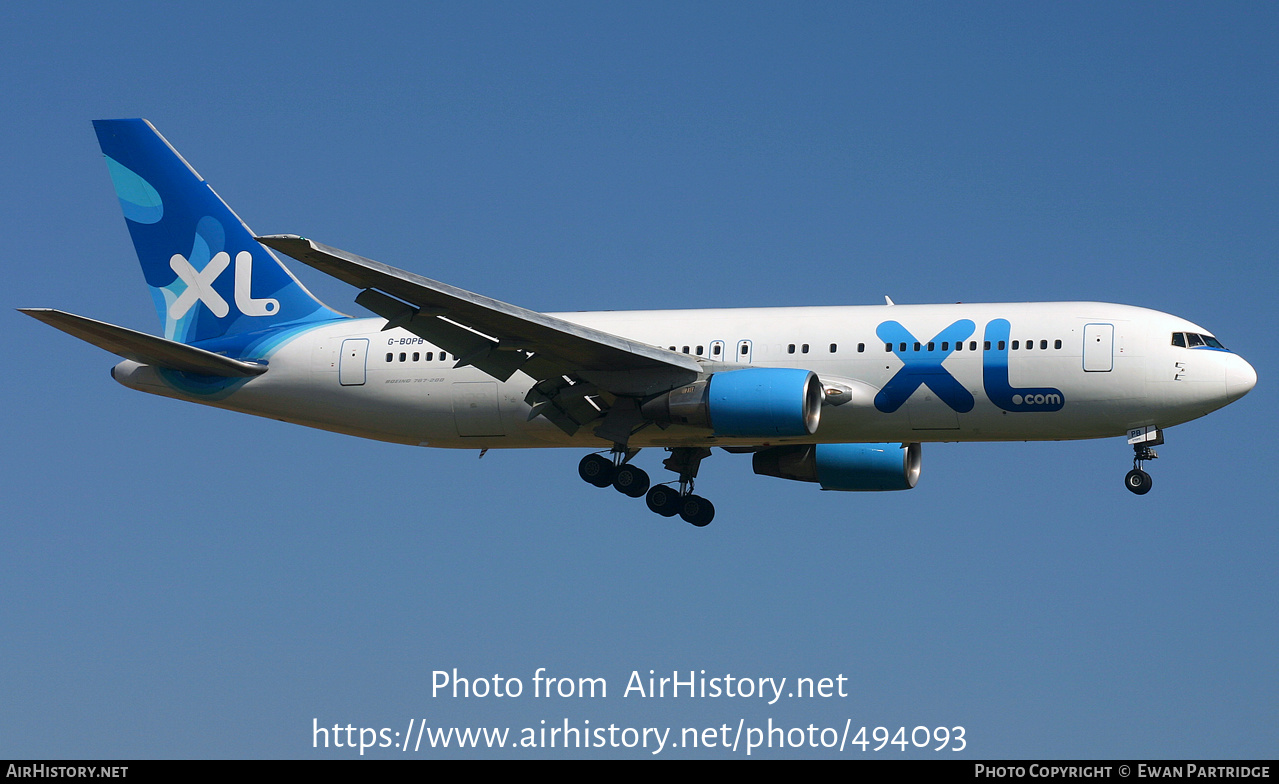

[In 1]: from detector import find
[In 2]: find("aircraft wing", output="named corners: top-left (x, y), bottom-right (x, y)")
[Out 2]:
top-left (19, 308), bottom-right (268, 377)
top-left (258, 234), bottom-right (706, 437)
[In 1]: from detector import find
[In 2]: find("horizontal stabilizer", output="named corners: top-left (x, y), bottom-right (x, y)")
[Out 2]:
top-left (19, 309), bottom-right (268, 377)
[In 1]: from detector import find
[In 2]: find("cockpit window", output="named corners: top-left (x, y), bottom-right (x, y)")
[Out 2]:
top-left (1173, 332), bottom-right (1227, 350)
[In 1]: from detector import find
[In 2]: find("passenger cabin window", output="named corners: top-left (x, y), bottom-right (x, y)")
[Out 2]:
top-left (787, 344), bottom-right (796, 354)
top-left (857, 343), bottom-right (864, 353)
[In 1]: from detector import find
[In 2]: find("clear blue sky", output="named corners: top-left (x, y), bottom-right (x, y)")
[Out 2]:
top-left (4, 2), bottom-right (1275, 758)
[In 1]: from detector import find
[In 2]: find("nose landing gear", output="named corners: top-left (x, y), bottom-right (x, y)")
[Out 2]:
top-left (1124, 464), bottom-right (1153, 495)
top-left (1124, 427), bottom-right (1161, 495)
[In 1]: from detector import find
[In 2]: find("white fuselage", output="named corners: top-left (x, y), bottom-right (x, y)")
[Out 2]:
top-left (110, 301), bottom-right (1255, 450)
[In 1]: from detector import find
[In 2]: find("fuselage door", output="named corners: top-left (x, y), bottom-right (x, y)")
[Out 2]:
top-left (735, 339), bottom-right (753, 363)
top-left (452, 381), bottom-right (504, 437)
top-left (338, 338), bottom-right (369, 385)
top-left (1083, 324), bottom-right (1114, 372)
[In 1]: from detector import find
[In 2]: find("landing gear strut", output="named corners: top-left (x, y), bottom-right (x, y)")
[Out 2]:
top-left (1124, 437), bottom-right (1159, 496)
top-left (578, 446), bottom-right (715, 526)
top-left (645, 484), bottom-right (714, 525)
top-left (648, 447), bottom-right (715, 526)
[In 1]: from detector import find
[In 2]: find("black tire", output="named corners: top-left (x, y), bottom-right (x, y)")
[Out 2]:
top-left (578, 453), bottom-right (615, 488)
top-left (679, 494), bottom-right (715, 527)
top-left (612, 465), bottom-right (650, 498)
top-left (645, 485), bottom-right (681, 517)
top-left (1124, 469), bottom-right (1153, 495)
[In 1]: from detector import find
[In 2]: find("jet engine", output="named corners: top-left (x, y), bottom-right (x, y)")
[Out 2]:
top-left (752, 442), bottom-right (922, 491)
top-left (640, 368), bottom-right (822, 437)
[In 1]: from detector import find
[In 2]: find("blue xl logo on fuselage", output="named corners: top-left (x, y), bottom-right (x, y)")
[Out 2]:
top-left (875, 320), bottom-right (976, 413)
top-left (874, 318), bottom-right (1065, 414)
top-left (981, 318), bottom-right (1064, 412)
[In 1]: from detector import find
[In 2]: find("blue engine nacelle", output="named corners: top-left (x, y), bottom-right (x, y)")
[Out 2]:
top-left (752, 442), bottom-right (922, 491)
top-left (707, 368), bottom-right (822, 436)
top-left (640, 368), bottom-right (822, 437)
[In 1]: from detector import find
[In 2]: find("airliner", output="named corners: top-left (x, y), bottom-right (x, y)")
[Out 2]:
top-left (21, 119), bottom-right (1257, 526)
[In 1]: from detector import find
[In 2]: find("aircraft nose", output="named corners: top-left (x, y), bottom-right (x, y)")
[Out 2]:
top-left (1225, 354), bottom-right (1257, 402)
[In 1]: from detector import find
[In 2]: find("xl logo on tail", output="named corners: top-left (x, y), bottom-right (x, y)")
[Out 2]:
top-left (168, 251), bottom-right (280, 320)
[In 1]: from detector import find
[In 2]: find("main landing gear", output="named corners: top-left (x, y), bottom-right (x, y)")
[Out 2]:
top-left (578, 446), bottom-right (715, 526)
top-left (579, 450), bottom-right (649, 497)
top-left (1124, 429), bottom-right (1161, 495)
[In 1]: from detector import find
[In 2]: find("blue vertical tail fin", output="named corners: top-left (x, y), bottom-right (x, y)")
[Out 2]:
top-left (93, 119), bottom-right (344, 345)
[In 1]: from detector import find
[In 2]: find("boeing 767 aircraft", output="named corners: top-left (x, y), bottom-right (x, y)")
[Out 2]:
top-left (21, 120), bottom-right (1257, 526)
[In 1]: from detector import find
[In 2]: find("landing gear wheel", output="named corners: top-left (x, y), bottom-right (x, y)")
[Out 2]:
top-left (678, 494), bottom-right (715, 527)
top-left (612, 465), bottom-right (650, 498)
top-left (578, 453), bottom-right (615, 488)
top-left (1124, 469), bottom-right (1153, 495)
top-left (645, 485), bottom-right (681, 517)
